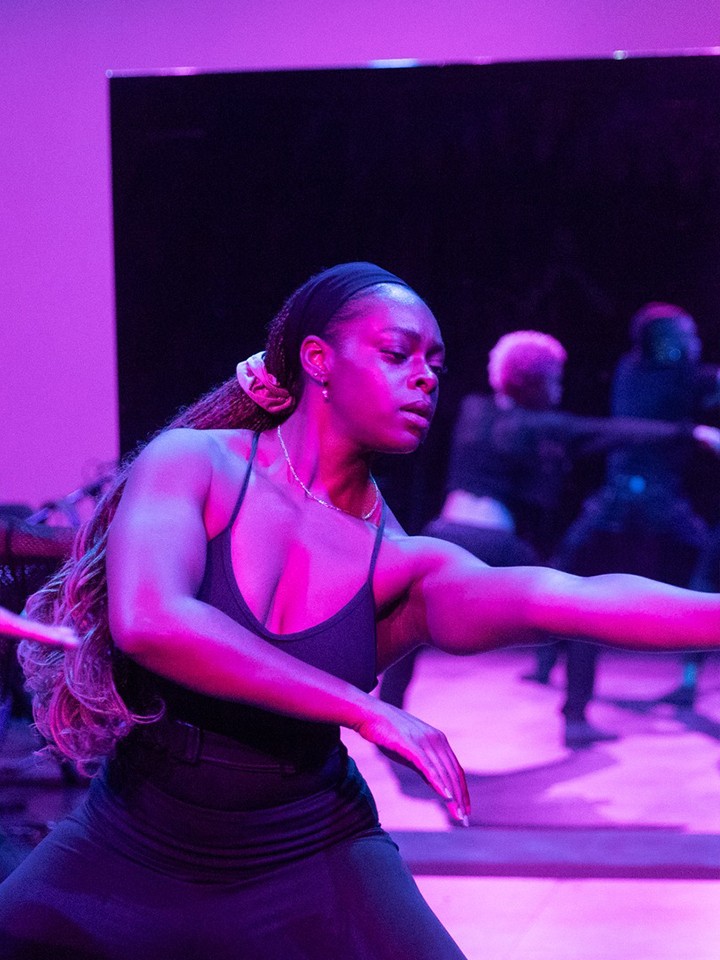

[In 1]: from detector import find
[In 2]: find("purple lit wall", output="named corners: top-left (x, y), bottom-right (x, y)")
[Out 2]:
top-left (3, 0), bottom-right (720, 507)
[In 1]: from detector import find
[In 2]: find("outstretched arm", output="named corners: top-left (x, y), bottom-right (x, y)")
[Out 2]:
top-left (396, 537), bottom-right (720, 655)
top-left (107, 429), bottom-right (469, 822)
top-left (0, 606), bottom-right (78, 648)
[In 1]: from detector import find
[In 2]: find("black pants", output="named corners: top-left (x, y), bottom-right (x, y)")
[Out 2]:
top-left (550, 478), bottom-right (710, 718)
top-left (0, 734), bottom-right (467, 960)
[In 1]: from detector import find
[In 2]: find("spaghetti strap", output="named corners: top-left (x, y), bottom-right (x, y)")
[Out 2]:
top-left (368, 499), bottom-right (387, 583)
top-left (225, 431), bottom-right (261, 530)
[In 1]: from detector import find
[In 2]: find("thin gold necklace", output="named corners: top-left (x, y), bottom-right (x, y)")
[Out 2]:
top-left (276, 424), bottom-right (380, 521)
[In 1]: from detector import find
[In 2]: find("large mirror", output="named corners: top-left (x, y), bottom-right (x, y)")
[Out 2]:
top-left (111, 56), bottom-right (720, 530)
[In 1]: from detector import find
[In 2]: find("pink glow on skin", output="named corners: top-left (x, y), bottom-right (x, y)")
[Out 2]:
top-left (3, 1), bottom-right (720, 506)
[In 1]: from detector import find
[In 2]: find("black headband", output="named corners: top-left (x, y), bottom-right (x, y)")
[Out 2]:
top-left (282, 262), bottom-right (416, 361)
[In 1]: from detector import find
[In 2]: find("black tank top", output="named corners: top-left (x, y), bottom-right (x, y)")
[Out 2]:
top-left (149, 432), bottom-right (386, 767)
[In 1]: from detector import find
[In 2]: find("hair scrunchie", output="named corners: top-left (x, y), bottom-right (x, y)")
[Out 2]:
top-left (236, 351), bottom-right (296, 414)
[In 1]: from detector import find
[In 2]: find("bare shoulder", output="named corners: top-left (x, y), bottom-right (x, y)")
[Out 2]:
top-left (124, 427), bottom-right (264, 539)
top-left (376, 520), bottom-right (489, 606)
top-left (134, 427), bottom-right (250, 466)
top-left (128, 427), bottom-right (256, 491)
top-left (409, 531), bottom-right (489, 580)
top-left (374, 524), bottom-right (491, 662)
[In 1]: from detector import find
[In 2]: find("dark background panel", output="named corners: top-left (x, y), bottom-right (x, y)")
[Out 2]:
top-left (110, 58), bottom-right (720, 532)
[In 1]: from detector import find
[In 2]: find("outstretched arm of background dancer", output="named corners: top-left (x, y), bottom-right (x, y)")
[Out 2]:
top-left (106, 429), bottom-right (470, 823)
top-left (0, 605), bottom-right (78, 648)
top-left (693, 424), bottom-right (720, 456)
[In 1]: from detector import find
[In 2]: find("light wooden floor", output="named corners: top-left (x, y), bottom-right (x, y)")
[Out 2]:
top-left (1, 645), bottom-right (718, 959)
top-left (343, 645), bottom-right (720, 960)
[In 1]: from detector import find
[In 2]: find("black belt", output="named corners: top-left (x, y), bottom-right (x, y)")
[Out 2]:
top-left (131, 716), bottom-right (339, 775)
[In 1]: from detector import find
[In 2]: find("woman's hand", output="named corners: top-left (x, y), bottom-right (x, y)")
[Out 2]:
top-left (0, 607), bottom-right (78, 648)
top-left (693, 424), bottom-right (720, 456)
top-left (353, 699), bottom-right (470, 826)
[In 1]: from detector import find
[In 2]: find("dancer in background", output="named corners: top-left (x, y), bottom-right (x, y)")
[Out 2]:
top-left (0, 512), bottom-right (78, 719)
top-left (555, 302), bottom-right (720, 715)
top-left (657, 525), bottom-right (720, 709)
top-left (1, 265), bottom-right (719, 960)
top-left (667, 524), bottom-right (720, 707)
top-left (380, 330), bottom-right (715, 747)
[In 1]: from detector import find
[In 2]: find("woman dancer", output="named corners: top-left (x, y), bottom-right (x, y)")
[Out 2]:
top-left (0, 263), bottom-right (718, 959)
